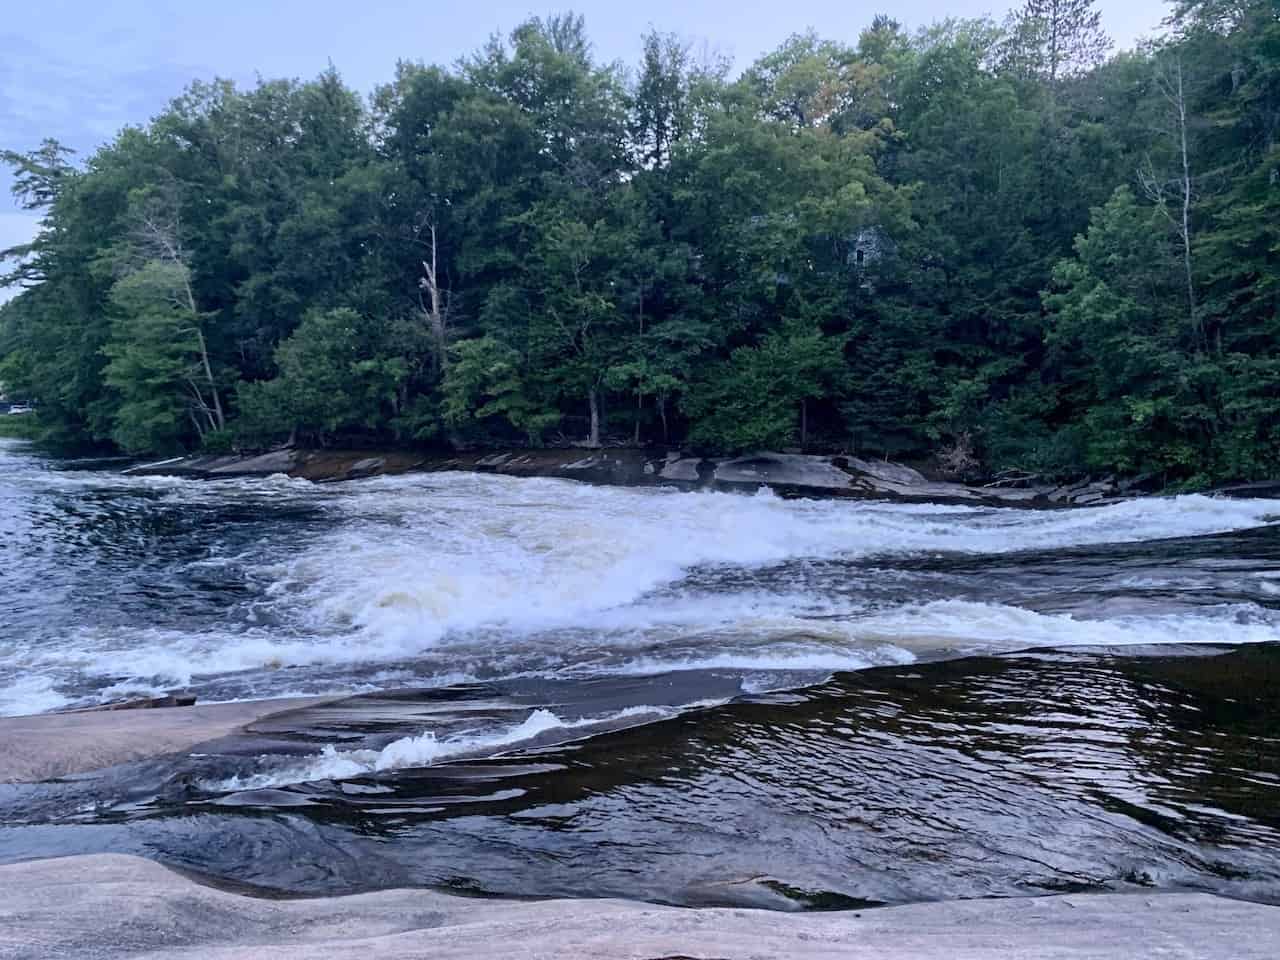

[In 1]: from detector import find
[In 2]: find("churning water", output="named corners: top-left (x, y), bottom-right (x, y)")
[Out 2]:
top-left (2, 437), bottom-right (1280, 907)
top-left (4, 438), bottom-right (1280, 717)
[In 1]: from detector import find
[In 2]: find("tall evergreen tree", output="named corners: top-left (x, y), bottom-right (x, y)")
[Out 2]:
top-left (1002, 0), bottom-right (1112, 85)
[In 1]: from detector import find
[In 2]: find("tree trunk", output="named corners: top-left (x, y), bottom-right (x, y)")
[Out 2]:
top-left (588, 387), bottom-right (601, 448)
top-left (137, 205), bottom-right (225, 434)
top-left (634, 284), bottom-right (645, 446)
top-left (420, 224), bottom-right (449, 375)
top-left (193, 325), bottom-right (225, 432)
top-left (427, 313), bottom-right (447, 375)
top-left (1140, 57), bottom-right (1203, 352)
top-left (182, 376), bottom-right (218, 435)
top-left (658, 393), bottom-right (669, 444)
top-left (1173, 60), bottom-right (1199, 345)
top-left (180, 270), bottom-right (224, 433)
top-left (800, 398), bottom-right (808, 451)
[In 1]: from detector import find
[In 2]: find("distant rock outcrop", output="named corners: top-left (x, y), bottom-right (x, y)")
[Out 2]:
top-left (124, 449), bottom-right (427, 482)
top-left (125, 448), bottom-right (1136, 507)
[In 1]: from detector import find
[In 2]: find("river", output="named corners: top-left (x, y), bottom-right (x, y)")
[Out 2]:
top-left (2, 437), bottom-right (1279, 907)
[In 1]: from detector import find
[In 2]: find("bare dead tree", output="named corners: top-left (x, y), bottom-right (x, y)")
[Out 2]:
top-left (129, 190), bottom-right (226, 433)
top-left (1169, 58), bottom-right (1198, 337)
top-left (635, 280), bottom-right (645, 446)
top-left (417, 222), bottom-right (450, 376)
top-left (1139, 56), bottom-right (1201, 348)
top-left (405, 209), bottom-right (453, 379)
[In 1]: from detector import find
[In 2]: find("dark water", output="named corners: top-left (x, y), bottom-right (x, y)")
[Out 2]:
top-left (3, 438), bottom-right (1280, 909)
top-left (2, 647), bottom-right (1278, 909)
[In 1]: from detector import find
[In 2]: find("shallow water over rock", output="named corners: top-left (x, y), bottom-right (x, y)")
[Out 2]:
top-left (3, 646), bottom-right (1279, 908)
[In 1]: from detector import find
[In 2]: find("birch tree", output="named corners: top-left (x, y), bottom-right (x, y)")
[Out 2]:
top-left (120, 189), bottom-right (226, 435)
top-left (1139, 56), bottom-right (1202, 346)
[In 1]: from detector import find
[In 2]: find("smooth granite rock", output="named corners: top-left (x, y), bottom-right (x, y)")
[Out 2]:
top-left (0, 854), bottom-right (1273, 960)
top-left (713, 453), bottom-right (857, 491)
top-left (0, 696), bottom-right (339, 782)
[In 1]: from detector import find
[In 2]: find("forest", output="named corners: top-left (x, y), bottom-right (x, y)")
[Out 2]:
top-left (0, 0), bottom-right (1276, 486)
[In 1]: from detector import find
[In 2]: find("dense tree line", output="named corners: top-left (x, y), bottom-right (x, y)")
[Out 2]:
top-left (1, 0), bottom-right (1276, 485)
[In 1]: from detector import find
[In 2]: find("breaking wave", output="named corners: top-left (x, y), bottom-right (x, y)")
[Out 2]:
top-left (206, 705), bottom-right (680, 791)
top-left (3, 460), bottom-right (1279, 716)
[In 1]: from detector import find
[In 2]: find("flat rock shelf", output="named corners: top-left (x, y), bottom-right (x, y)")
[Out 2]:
top-left (1, 854), bottom-right (1276, 960)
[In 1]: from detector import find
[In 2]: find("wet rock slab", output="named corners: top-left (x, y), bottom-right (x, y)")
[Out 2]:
top-left (424, 450), bottom-right (1133, 506)
top-left (0, 854), bottom-right (1274, 960)
top-left (0, 696), bottom-right (338, 783)
top-left (123, 449), bottom-right (426, 483)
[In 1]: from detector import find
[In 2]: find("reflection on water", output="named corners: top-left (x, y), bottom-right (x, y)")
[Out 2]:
top-left (3, 646), bottom-right (1277, 909)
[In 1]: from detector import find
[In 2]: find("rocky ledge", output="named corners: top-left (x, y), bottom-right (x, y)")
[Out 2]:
top-left (122, 448), bottom-right (429, 482)
top-left (124, 447), bottom-right (1140, 506)
top-left (2, 854), bottom-right (1276, 960)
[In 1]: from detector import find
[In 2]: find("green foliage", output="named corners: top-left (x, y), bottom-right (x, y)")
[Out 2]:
top-left (0, 415), bottom-right (42, 440)
top-left (685, 322), bottom-right (846, 452)
top-left (101, 308), bottom-right (194, 452)
top-left (199, 428), bottom-right (236, 454)
top-left (236, 308), bottom-right (409, 442)
top-left (99, 260), bottom-right (218, 453)
top-left (1040, 187), bottom-right (1194, 474)
top-left (1, 3), bottom-right (1277, 485)
top-left (442, 336), bottom-right (559, 443)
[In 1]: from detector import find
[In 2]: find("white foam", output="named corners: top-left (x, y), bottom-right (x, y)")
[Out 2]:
top-left (264, 479), bottom-right (1280, 658)
top-left (0, 675), bottom-right (72, 716)
top-left (209, 705), bottom-right (675, 790)
top-left (837, 599), bottom-right (1280, 652)
top-left (4, 466), bottom-right (1279, 715)
top-left (613, 645), bottom-right (918, 677)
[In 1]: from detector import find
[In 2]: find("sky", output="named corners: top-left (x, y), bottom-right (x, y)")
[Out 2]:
top-left (1, 0), bottom-right (1173, 303)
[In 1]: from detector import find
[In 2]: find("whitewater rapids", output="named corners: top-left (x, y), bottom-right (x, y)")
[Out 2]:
top-left (2, 439), bottom-right (1280, 724)
top-left (7, 441), bottom-right (1280, 906)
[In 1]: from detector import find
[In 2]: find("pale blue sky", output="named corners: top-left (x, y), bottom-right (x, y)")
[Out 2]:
top-left (1, 0), bottom-right (1173, 300)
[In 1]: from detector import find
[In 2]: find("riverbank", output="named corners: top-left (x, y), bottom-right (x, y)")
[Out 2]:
top-left (1, 854), bottom-right (1275, 960)
top-left (0, 416), bottom-right (40, 440)
top-left (122, 447), bottom-right (1146, 506)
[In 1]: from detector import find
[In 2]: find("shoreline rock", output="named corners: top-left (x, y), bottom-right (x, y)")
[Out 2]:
top-left (1, 854), bottom-right (1276, 959)
top-left (123, 447), bottom-right (1133, 507)
top-left (123, 448), bottom-right (429, 483)
top-left (0, 695), bottom-right (341, 783)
